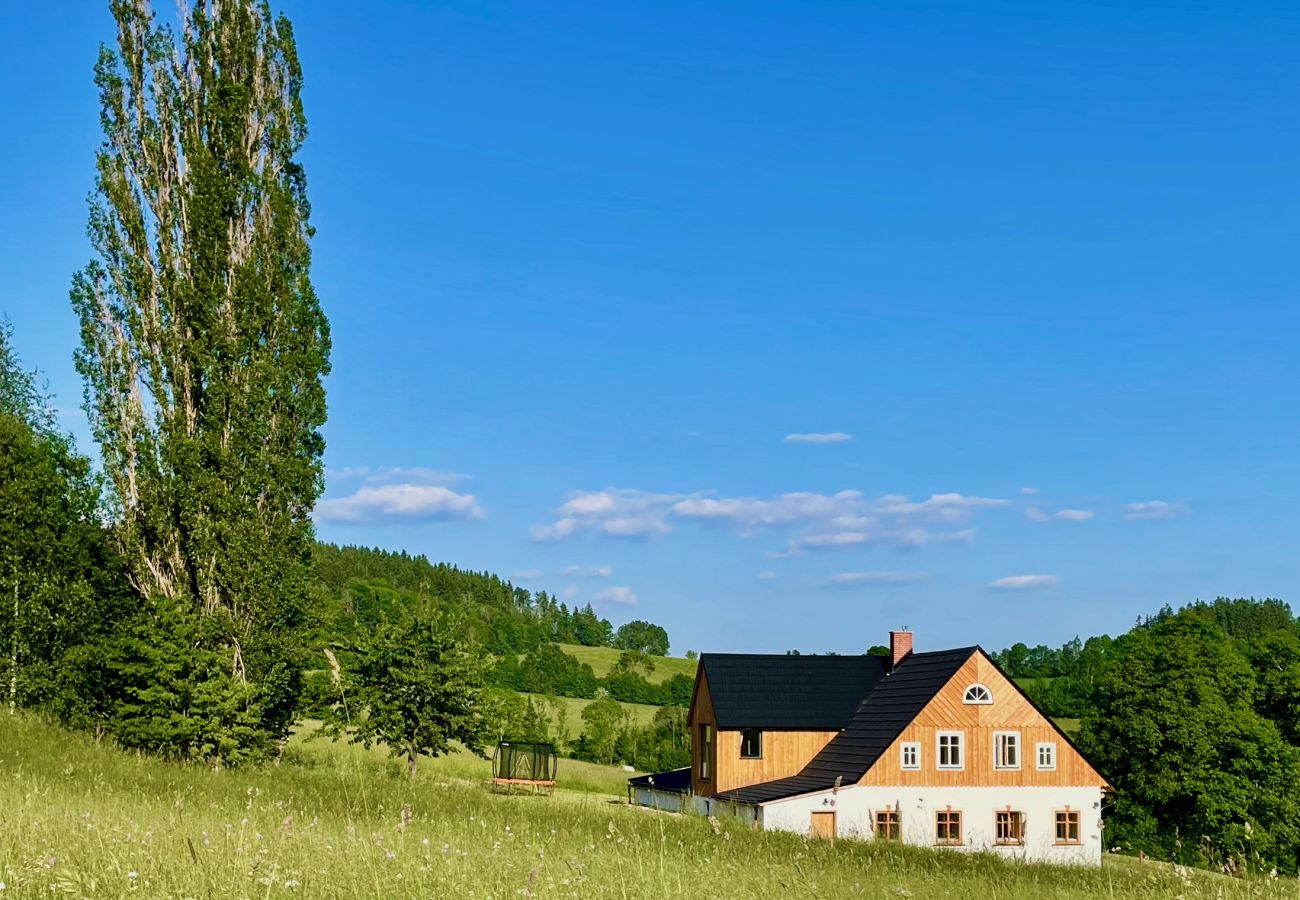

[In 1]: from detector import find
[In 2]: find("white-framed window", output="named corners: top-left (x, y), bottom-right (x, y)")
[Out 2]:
top-left (900, 741), bottom-right (921, 770)
top-left (993, 731), bottom-right (1020, 770)
top-left (1036, 741), bottom-right (1057, 771)
top-left (963, 683), bottom-right (993, 705)
top-left (937, 731), bottom-right (964, 769)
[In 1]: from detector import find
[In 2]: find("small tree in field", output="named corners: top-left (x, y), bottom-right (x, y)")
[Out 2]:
top-left (333, 609), bottom-right (489, 778)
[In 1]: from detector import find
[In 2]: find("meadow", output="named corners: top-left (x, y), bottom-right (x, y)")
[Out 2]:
top-left (553, 644), bottom-right (699, 684)
top-left (517, 693), bottom-right (663, 729)
top-left (1, 714), bottom-right (1296, 899)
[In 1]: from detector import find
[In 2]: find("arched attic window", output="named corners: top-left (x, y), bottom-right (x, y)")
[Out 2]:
top-left (963, 683), bottom-right (993, 705)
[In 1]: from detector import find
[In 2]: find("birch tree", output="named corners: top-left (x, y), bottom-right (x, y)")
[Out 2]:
top-left (70, 0), bottom-right (330, 760)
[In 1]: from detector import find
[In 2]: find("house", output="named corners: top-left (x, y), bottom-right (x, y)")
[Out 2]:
top-left (628, 631), bottom-right (1112, 864)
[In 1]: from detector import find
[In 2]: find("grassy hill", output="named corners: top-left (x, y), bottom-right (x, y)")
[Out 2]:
top-left (0, 714), bottom-right (1285, 899)
top-left (554, 643), bottom-right (699, 684)
top-left (519, 692), bottom-right (664, 729)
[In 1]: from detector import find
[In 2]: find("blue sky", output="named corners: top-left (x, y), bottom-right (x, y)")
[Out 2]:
top-left (3, 1), bottom-right (1299, 655)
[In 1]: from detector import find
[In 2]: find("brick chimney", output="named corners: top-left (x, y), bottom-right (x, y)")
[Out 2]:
top-left (890, 630), bottom-right (913, 670)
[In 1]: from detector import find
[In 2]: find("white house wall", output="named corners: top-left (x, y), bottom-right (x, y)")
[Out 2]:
top-left (758, 785), bottom-right (1105, 865)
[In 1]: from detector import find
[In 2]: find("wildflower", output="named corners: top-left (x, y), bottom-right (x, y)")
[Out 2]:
top-left (285, 879), bottom-right (301, 890)
top-left (421, 838), bottom-right (430, 847)
top-left (127, 871), bottom-right (138, 880)
top-left (0, 881), bottom-right (6, 891)
top-left (385, 850), bottom-right (396, 861)
top-left (323, 648), bottom-right (342, 686)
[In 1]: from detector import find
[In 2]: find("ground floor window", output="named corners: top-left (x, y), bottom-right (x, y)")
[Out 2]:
top-left (1055, 810), bottom-right (1081, 845)
top-left (994, 810), bottom-right (1024, 846)
top-left (874, 809), bottom-right (900, 840)
top-left (935, 809), bottom-right (962, 845)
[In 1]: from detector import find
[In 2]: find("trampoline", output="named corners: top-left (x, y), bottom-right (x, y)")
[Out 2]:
top-left (491, 740), bottom-right (558, 794)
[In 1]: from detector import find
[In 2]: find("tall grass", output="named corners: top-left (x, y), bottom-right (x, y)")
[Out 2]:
top-left (1, 713), bottom-right (1296, 898)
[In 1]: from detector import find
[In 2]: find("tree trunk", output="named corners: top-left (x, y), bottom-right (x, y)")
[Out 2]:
top-left (407, 748), bottom-right (418, 780)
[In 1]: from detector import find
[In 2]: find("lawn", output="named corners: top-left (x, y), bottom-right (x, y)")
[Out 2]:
top-left (518, 692), bottom-right (664, 729)
top-left (2, 713), bottom-right (1296, 899)
top-left (555, 644), bottom-right (698, 684)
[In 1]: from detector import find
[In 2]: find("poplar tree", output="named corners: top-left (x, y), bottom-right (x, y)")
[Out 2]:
top-left (70, 0), bottom-right (330, 761)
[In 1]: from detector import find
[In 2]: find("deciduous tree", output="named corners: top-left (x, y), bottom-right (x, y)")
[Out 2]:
top-left (70, 0), bottom-right (329, 761)
top-left (333, 609), bottom-right (489, 778)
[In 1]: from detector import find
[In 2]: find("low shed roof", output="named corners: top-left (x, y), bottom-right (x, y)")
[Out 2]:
top-left (628, 767), bottom-right (692, 794)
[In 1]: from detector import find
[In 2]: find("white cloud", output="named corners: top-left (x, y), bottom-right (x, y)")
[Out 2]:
top-left (370, 466), bottom-right (468, 485)
top-left (784, 432), bottom-right (852, 444)
top-left (326, 466), bottom-right (467, 486)
top-left (531, 486), bottom-right (1008, 550)
top-left (822, 571), bottom-right (929, 588)
top-left (563, 565), bottom-right (612, 578)
top-left (991, 574), bottom-right (1059, 590)
top-left (1019, 486), bottom-right (1040, 496)
top-left (531, 489), bottom-right (680, 542)
top-left (1125, 500), bottom-right (1189, 521)
top-left (561, 585), bottom-right (581, 601)
top-left (325, 465), bottom-right (372, 480)
top-left (316, 484), bottom-right (483, 525)
top-left (512, 569), bottom-right (543, 580)
top-left (594, 585), bottom-right (639, 605)
top-left (756, 571), bottom-right (778, 581)
top-left (1055, 509), bottom-right (1095, 522)
top-left (530, 518), bottom-right (580, 542)
top-left (1024, 507), bottom-right (1048, 523)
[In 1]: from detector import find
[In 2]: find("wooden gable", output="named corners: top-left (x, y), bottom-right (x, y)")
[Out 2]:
top-left (713, 728), bottom-right (840, 796)
top-left (688, 666), bottom-right (716, 796)
top-left (859, 649), bottom-right (1110, 789)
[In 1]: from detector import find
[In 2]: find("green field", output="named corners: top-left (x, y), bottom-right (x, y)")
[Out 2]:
top-left (1, 713), bottom-right (1292, 899)
top-left (1053, 717), bottom-right (1082, 736)
top-left (555, 644), bottom-right (699, 684)
top-left (519, 692), bottom-right (664, 729)
top-left (290, 719), bottom-right (641, 795)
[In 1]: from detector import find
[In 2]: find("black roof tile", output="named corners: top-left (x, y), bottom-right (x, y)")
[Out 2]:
top-left (713, 647), bottom-right (977, 804)
top-left (700, 653), bottom-right (889, 729)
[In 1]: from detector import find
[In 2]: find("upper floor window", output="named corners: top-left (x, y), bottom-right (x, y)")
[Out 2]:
top-left (1036, 742), bottom-right (1058, 771)
top-left (963, 683), bottom-right (993, 704)
top-left (900, 741), bottom-right (920, 770)
top-left (698, 724), bottom-right (713, 781)
top-left (740, 728), bottom-right (763, 759)
top-left (993, 732), bottom-right (1020, 770)
top-left (937, 731), bottom-right (964, 769)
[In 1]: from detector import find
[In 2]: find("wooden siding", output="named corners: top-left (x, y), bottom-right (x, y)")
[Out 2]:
top-left (689, 668), bottom-right (717, 796)
top-left (810, 811), bottom-right (836, 840)
top-left (713, 728), bottom-right (840, 795)
top-left (859, 653), bottom-right (1108, 788)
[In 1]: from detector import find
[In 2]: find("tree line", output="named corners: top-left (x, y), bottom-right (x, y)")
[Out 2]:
top-left (995, 597), bottom-right (1300, 874)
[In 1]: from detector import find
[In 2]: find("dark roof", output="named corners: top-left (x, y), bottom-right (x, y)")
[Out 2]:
top-left (699, 653), bottom-right (889, 729)
top-left (714, 647), bottom-right (978, 804)
top-left (628, 767), bottom-right (692, 794)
